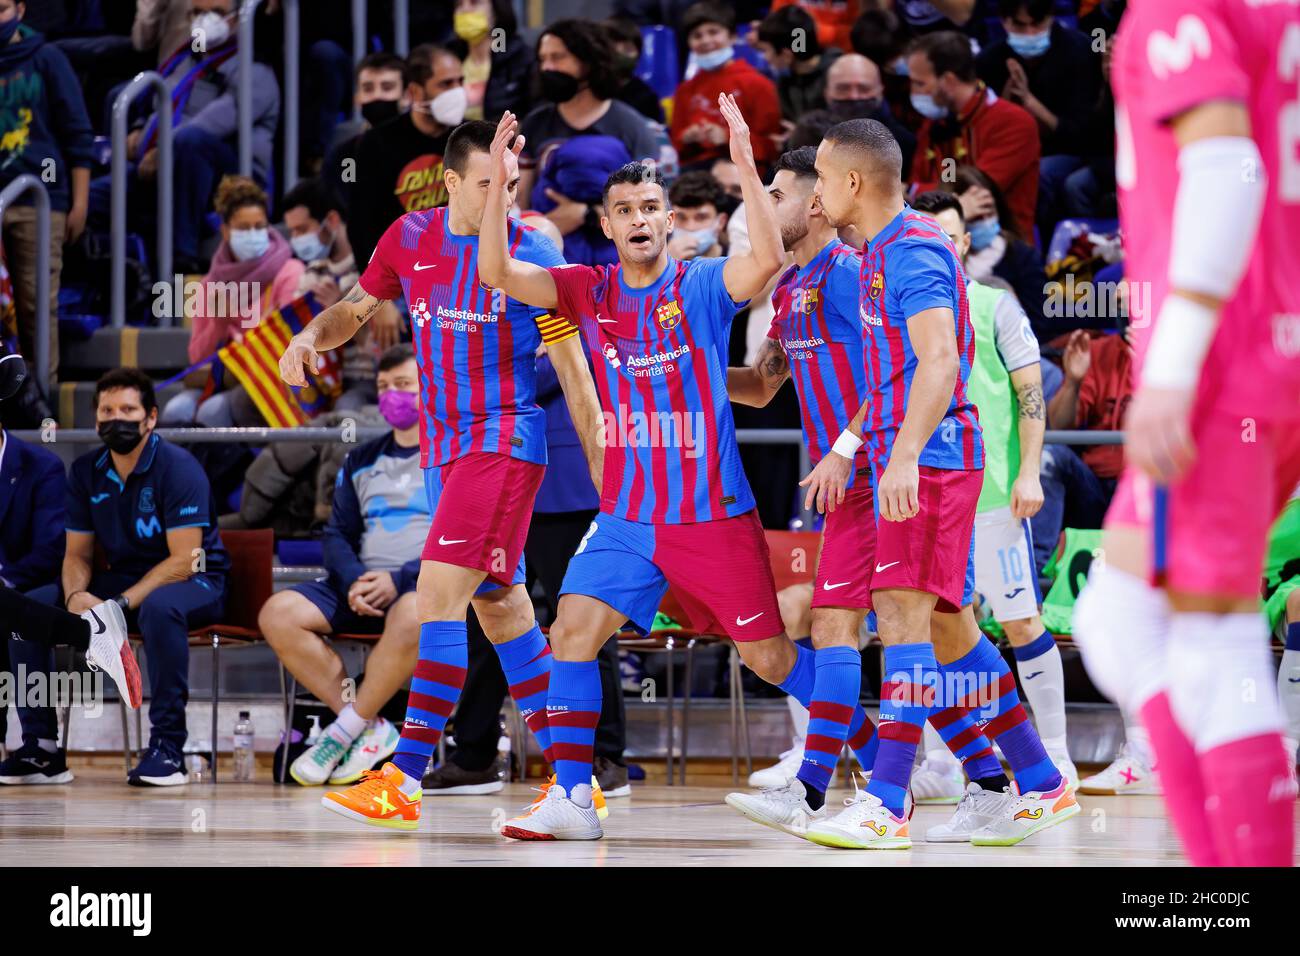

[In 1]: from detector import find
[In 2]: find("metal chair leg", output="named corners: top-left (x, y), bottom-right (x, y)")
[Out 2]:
top-left (210, 633), bottom-right (219, 783)
top-left (680, 642), bottom-right (693, 786)
top-left (279, 667), bottom-right (297, 783)
top-left (664, 642), bottom-right (675, 786)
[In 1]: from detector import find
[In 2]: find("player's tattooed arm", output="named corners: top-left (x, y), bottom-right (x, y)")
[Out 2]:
top-left (727, 338), bottom-right (789, 407)
top-left (342, 284), bottom-right (385, 324)
top-left (1009, 363), bottom-right (1046, 519)
top-left (279, 286), bottom-right (390, 386)
top-left (1016, 381), bottom-right (1044, 421)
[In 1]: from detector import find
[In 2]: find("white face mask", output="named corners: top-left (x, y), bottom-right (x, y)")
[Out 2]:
top-left (193, 11), bottom-right (232, 48)
top-left (416, 87), bottom-right (468, 127)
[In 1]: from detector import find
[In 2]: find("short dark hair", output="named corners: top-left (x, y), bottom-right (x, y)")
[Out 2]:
top-left (602, 15), bottom-right (644, 56)
top-left (95, 367), bottom-right (156, 413)
top-left (909, 31), bottom-right (977, 83)
top-left (997, 0), bottom-right (1053, 21)
top-left (911, 190), bottom-right (965, 228)
top-left (682, 2), bottom-right (735, 37)
top-left (773, 146), bottom-right (819, 182)
top-left (538, 19), bottom-right (623, 100)
top-left (281, 178), bottom-right (342, 225)
top-left (825, 118), bottom-right (904, 185)
top-left (445, 120), bottom-right (502, 177)
top-left (850, 8), bottom-right (909, 68)
top-left (758, 6), bottom-right (821, 61)
top-left (407, 44), bottom-right (457, 88)
top-left (602, 161), bottom-right (666, 208)
top-left (668, 171), bottom-right (724, 211)
top-left (785, 109), bottom-right (837, 151)
top-left (377, 344), bottom-right (415, 374)
top-left (355, 51), bottom-right (409, 87)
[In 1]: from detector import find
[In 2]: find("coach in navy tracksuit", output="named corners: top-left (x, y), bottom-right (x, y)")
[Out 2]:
top-left (11, 368), bottom-right (227, 787)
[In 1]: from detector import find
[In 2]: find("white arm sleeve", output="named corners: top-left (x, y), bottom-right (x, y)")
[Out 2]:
top-left (992, 291), bottom-right (1041, 373)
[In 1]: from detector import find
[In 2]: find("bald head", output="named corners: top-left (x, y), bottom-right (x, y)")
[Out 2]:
top-left (826, 54), bottom-right (884, 104)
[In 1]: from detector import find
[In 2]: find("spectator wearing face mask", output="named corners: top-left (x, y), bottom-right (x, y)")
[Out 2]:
top-left (849, 7), bottom-right (915, 126)
top-left (322, 52), bottom-right (411, 214)
top-left (670, 3), bottom-right (781, 172)
top-left (10, 368), bottom-right (228, 787)
top-left (824, 53), bottom-right (916, 177)
top-left (349, 44), bottom-right (465, 269)
top-left (87, 0), bottom-right (280, 274)
top-left (667, 172), bottom-right (730, 261)
top-left (451, 0), bottom-right (535, 123)
top-left (754, 5), bottom-right (841, 123)
top-left (603, 16), bottom-right (666, 123)
top-left (907, 30), bottom-right (1040, 238)
top-left (951, 164), bottom-right (1049, 336)
top-left (162, 176), bottom-right (305, 427)
top-left (517, 19), bottom-right (658, 239)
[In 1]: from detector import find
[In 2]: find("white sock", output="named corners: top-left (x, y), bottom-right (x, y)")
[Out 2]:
top-left (1168, 612), bottom-right (1283, 753)
top-left (1124, 715), bottom-right (1154, 768)
top-left (787, 694), bottom-right (809, 741)
top-left (1014, 634), bottom-right (1068, 744)
top-left (1279, 646), bottom-right (1300, 747)
top-left (36, 737), bottom-right (59, 754)
top-left (922, 722), bottom-right (959, 768)
top-left (1074, 564), bottom-right (1171, 712)
top-left (327, 703), bottom-right (368, 745)
top-left (397, 769), bottom-right (421, 796)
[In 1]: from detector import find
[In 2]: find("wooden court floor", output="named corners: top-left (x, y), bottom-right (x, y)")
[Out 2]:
top-left (6, 764), bottom-right (1293, 866)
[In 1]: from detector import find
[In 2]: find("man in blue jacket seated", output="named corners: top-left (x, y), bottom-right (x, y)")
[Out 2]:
top-left (259, 346), bottom-right (427, 787)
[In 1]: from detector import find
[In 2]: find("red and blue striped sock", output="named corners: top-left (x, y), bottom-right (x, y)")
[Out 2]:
top-left (928, 704), bottom-right (1001, 781)
top-left (493, 624), bottom-right (554, 766)
top-left (547, 659), bottom-right (602, 796)
top-left (945, 635), bottom-right (1062, 794)
top-left (867, 643), bottom-right (937, 815)
top-left (795, 646), bottom-right (862, 800)
top-left (392, 620), bottom-right (467, 780)
top-left (846, 705), bottom-right (879, 772)
top-left (780, 643), bottom-right (879, 777)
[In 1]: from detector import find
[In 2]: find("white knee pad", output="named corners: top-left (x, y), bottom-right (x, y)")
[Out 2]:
top-left (1073, 564), bottom-right (1171, 712)
top-left (1167, 613), bottom-right (1284, 753)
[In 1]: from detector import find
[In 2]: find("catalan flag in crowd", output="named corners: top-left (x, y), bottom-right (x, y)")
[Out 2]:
top-left (216, 293), bottom-right (341, 427)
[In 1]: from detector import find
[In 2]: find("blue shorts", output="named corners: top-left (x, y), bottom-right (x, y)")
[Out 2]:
top-left (291, 577), bottom-right (415, 635)
top-left (424, 463), bottom-right (526, 594)
top-left (559, 510), bottom-right (784, 642)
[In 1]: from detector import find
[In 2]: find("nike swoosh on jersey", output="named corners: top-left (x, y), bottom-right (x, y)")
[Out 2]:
top-left (875, 561), bottom-right (900, 573)
top-left (413, 262), bottom-right (437, 271)
top-left (438, 536), bottom-right (468, 546)
top-left (735, 613), bottom-right (764, 626)
top-left (822, 581), bottom-right (851, 591)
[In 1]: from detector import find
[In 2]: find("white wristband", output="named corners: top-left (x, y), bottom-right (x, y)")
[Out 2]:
top-left (832, 428), bottom-right (863, 459)
top-left (1142, 295), bottom-right (1217, 390)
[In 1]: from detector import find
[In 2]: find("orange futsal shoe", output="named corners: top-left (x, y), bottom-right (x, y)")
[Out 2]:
top-left (529, 774), bottom-right (609, 820)
top-left (321, 763), bottom-right (421, 831)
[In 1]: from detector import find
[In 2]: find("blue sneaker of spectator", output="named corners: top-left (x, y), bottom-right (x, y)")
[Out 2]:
top-left (128, 742), bottom-right (187, 787)
top-left (0, 743), bottom-right (74, 785)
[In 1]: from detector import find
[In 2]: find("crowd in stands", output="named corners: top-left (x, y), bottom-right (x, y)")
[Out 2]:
top-left (0, 0), bottom-right (1136, 780)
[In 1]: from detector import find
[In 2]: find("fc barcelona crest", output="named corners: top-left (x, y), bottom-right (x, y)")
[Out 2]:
top-left (656, 300), bottom-right (682, 331)
top-left (868, 272), bottom-right (884, 300)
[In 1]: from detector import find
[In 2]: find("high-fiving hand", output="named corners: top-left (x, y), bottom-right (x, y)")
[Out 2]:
top-left (490, 111), bottom-right (526, 190)
top-left (717, 93), bottom-right (755, 172)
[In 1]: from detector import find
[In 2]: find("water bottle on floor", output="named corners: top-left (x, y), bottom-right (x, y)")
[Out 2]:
top-left (233, 711), bottom-right (255, 782)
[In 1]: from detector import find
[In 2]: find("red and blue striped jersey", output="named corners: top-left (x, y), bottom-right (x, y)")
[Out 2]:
top-left (548, 256), bottom-right (754, 525)
top-left (766, 238), bottom-right (872, 486)
top-left (359, 207), bottom-right (564, 468)
top-left (858, 206), bottom-right (983, 471)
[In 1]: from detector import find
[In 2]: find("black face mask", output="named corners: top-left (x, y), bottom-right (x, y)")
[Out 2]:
top-left (829, 98), bottom-right (883, 120)
top-left (361, 99), bottom-right (401, 126)
top-left (539, 70), bottom-right (581, 103)
top-left (98, 418), bottom-right (147, 455)
top-left (0, 350), bottom-right (26, 402)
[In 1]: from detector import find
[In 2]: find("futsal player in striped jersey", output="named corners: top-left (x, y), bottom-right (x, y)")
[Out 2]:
top-left (479, 99), bottom-right (889, 841)
top-left (798, 118), bottom-right (1078, 849)
top-left (278, 120), bottom-right (605, 830)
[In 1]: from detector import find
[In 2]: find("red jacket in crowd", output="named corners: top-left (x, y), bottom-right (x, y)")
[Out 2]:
top-left (670, 58), bottom-right (781, 170)
top-left (911, 85), bottom-right (1041, 238)
top-left (770, 0), bottom-right (862, 53)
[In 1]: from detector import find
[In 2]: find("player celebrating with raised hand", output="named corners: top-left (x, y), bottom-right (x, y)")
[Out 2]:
top-left (479, 98), bottom-right (887, 841)
top-left (798, 118), bottom-right (1075, 849)
top-left (1073, 0), bottom-right (1300, 867)
top-left (278, 120), bottom-right (605, 831)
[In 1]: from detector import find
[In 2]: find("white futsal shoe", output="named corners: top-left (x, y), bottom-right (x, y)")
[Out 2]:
top-left (911, 753), bottom-right (965, 805)
top-left (500, 783), bottom-right (603, 841)
top-left (82, 599), bottom-right (142, 709)
top-left (926, 782), bottom-right (1013, 842)
top-left (1078, 742), bottom-right (1160, 795)
top-left (804, 778), bottom-right (912, 849)
top-left (329, 719), bottom-right (400, 784)
top-left (1046, 746), bottom-right (1080, 790)
top-left (969, 777), bottom-right (1080, 846)
top-left (725, 778), bottom-right (825, 839)
top-left (747, 738), bottom-right (839, 790)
